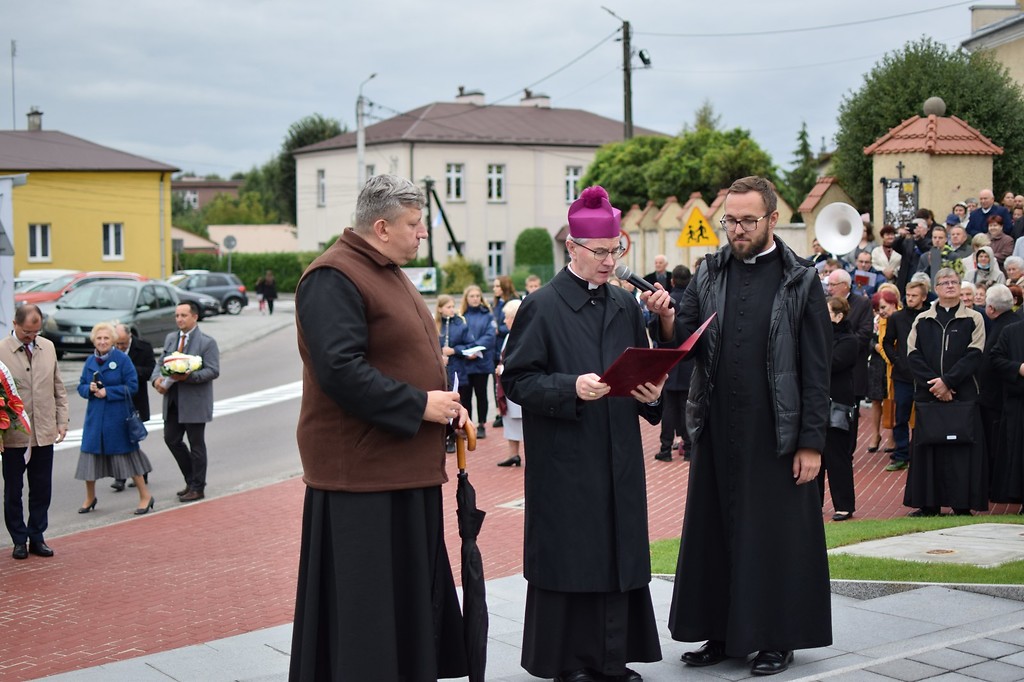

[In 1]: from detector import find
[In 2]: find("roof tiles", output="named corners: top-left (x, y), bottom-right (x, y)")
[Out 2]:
top-left (863, 114), bottom-right (1003, 156)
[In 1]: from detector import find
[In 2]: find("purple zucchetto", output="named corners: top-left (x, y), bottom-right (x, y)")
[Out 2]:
top-left (568, 186), bottom-right (622, 239)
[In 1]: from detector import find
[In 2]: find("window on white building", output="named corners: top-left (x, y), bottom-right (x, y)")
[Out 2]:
top-left (446, 163), bottom-right (464, 201)
top-left (28, 223), bottom-right (51, 262)
top-left (317, 169), bottom-right (326, 207)
top-left (447, 241), bottom-right (467, 259)
top-left (565, 166), bottom-right (582, 203)
top-left (366, 164), bottom-right (375, 179)
top-left (487, 241), bottom-right (505, 279)
top-left (102, 222), bottom-right (124, 260)
top-left (487, 164), bottom-right (505, 202)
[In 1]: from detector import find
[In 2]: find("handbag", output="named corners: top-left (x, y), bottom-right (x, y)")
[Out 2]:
top-left (829, 400), bottom-right (854, 431)
top-left (912, 400), bottom-right (975, 445)
top-left (126, 406), bottom-right (148, 444)
top-left (880, 397), bottom-right (896, 430)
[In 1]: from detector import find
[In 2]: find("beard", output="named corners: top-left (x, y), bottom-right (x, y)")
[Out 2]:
top-left (728, 227), bottom-right (771, 260)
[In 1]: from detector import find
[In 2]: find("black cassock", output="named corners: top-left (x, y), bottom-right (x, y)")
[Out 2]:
top-left (503, 268), bottom-right (662, 677)
top-left (990, 320), bottom-right (1024, 504)
top-left (668, 248), bottom-right (833, 657)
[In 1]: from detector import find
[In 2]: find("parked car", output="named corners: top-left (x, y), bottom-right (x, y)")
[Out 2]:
top-left (162, 282), bottom-right (219, 320)
top-left (41, 280), bottom-right (180, 355)
top-left (16, 271), bottom-right (146, 306)
top-left (169, 271), bottom-right (248, 315)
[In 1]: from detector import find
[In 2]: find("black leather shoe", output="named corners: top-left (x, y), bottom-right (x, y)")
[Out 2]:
top-left (681, 639), bottom-right (727, 667)
top-left (654, 451), bottom-right (672, 462)
top-left (492, 415), bottom-right (503, 428)
top-left (176, 487), bottom-right (190, 497)
top-left (111, 480), bottom-right (126, 492)
top-left (476, 425), bottom-right (487, 439)
top-left (179, 489), bottom-right (205, 502)
top-left (605, 668), bottom-right (642, 681)
top-left (751, 650), bottom-right (793, 675)
top-left (28, 541), bottom-right (54, 557)
top-left (907, 508), bottom-right (940, 517)
top-left (497, 455), bottom-right (521, 467)
top-left (12, 544), bottom-right (28, 560)
top-left (554, 670), bottom-right (598, 682)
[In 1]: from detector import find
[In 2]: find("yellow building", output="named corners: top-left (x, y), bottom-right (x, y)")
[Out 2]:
top-left (0, 111), bottom-right (178, 278)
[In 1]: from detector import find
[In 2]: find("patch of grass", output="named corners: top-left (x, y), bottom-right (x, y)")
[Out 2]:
top-left (650, 515), bottom-right (1024, 583)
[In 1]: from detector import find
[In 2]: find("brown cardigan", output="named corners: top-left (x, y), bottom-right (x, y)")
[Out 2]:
top-left (295, 229), bottom-right (449, 492)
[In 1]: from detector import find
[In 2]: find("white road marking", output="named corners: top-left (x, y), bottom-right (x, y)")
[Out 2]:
top-left (54, 380), bottom-right (303, 452)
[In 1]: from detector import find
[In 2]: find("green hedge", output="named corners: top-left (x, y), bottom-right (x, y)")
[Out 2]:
top-left (176, 252), bottom-right (320, 294)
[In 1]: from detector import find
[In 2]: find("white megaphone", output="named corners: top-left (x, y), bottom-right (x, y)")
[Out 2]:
top-left (815, 202), bottom-right (863, 257)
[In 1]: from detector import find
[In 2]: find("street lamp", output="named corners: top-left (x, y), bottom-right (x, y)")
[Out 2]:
top-left (356, 73), bottom-right (377, 191)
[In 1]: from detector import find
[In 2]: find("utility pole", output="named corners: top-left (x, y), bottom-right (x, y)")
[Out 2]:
top-left (356, 73), bottom-right (376, 192)
top-left (423, 176), bottom-right (435, 268)
top-left (603, 7), bottom-right (640, 140)
top-left (622, 20), bottom-right (632, 139)
top-left (10, 41), bottom-right (16, 130)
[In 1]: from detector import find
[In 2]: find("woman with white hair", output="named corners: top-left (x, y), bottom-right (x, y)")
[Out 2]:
top-left (960, 281), bottom-right (976, 309)
top-left (73, 321), bottom-right (154, 515)
top-left (1004, 255), bottom-right (1024, 287)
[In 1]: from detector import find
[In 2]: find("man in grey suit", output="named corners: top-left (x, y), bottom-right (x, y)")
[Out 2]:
top-left (151, 301), bottom-right (220, 502)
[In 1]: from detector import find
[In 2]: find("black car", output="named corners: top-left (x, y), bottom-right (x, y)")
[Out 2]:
top-left (165, 283), bottom-right (220, 320)
top-left (169, 271), bottom-right (248, 315)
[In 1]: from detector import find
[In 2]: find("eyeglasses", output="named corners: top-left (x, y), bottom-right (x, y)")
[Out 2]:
top-left (936, 280), bottom-right (960, 288)
top-left (720, 215), bottom-right (767, 232)
top-left (572, 241), bottom-right (626, 260)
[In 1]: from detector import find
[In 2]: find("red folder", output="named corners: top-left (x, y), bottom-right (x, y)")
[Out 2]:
top-left (600, 313), bottom-right (716, 397)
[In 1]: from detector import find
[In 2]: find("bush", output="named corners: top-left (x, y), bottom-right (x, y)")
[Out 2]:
top-left (176, 252), bottom-right (319, 294)
top-left (440, 257), bottom-right (484, 294)
top-left (515, 228), bottom-right (554, 274)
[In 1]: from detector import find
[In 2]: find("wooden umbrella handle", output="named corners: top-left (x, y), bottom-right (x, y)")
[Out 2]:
top-left (456, 419), bottom-right (477, 470)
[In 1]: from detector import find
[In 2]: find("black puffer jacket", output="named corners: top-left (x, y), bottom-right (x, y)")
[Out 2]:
top-left (906, 302), bottom-right (985, 403)
top-left (669, 237), bottom-right (832, 457)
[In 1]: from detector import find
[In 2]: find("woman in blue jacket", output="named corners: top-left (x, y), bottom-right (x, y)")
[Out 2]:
top-left (435, 295), bottom-right (474, 393)
top-left (74, 322), bottom-right (154, 515)
top-left (460, 284), bottom-right (496, 439)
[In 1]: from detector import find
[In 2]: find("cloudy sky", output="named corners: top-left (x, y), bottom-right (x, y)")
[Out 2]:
top-left (3, 1), bottom-right (975, 178)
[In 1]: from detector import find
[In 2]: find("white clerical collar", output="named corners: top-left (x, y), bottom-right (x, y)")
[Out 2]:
top-left (567, 264), bottom-right (600, 290)
top-left (742, 240), bottom-right (778, 264)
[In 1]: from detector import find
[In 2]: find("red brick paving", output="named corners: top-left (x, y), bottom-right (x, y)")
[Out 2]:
top-left (0, 412), bottom-right (1014, 680)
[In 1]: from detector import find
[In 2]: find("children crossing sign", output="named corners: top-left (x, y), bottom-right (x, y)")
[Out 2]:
top-left (677, 207), bottom-right (719, 247)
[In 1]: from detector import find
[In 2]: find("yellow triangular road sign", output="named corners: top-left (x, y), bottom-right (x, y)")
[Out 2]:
top-left (677, 207), bottom-right (719, 247)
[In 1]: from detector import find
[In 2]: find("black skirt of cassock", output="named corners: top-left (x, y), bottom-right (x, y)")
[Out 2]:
top-left (903, 406), bottom-right (989, 511)
top-left (289, 486), bottom-right (468, 682)
top-left (990, 397), bottom-right (1024, 504)
top-left (521, 585), bottom-right (662, 677)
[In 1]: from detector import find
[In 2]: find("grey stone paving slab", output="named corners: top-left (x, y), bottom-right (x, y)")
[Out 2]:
top-left (829, 602), bottom-right (947, 652)
top-left (922, 674), bottom-right (992, 681)
top-left (864, 658), bottom-right (947, 681)
top-left (951, 637), bottom-right (1024, 659)
top-left (908, 646), bottom-right (987, 671)
top-left (992, 628), bottom-right (1024, 646)
top-left (829, 524), bottom-right (1024, 567)
top-left (828, 670), bottom-right (899, 681)
top-left (852, 586), bottom-right (1023, 626)
top-left (956, 659), bottom-right (1024, 682)
top-left (1000, 649), bottom-right (1024, 667)
top-left (42, 661), bottom-right (173, 681)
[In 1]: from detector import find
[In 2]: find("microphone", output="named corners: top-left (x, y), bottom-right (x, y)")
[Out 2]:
top-left (613, 264), bottom-right (656, 294)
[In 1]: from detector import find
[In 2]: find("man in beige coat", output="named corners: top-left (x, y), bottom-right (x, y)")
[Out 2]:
top-left (1, 304), bottom-right (69, 560)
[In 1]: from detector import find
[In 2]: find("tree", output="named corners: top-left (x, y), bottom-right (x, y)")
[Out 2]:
top-left (277, 114), bottom-right (344, 224)
top-left (783, 121), bottom-right (818, 218)
top-left (834, 37), bottom-right (1024, 209)
top-left (683, 98), bottom-right (721, 133)
top-left (644, 127), bottom-right (778, 204)
top-left (580, 136), bottom-right (671, 209)
top-left (203, 192), bottom-right (279, 226)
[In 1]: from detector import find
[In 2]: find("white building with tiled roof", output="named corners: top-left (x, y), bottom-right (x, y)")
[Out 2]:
top-left (293, 90), bottom-right (664, 278)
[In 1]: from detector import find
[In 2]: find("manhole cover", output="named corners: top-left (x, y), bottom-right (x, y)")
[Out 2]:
top-left (926, 549), bottom-right (957, 555)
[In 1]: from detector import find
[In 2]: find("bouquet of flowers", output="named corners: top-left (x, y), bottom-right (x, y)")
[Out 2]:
top-left (161, 352), bottom-right (203, 378)
top-left (0, 363), bottom-right (30, 436)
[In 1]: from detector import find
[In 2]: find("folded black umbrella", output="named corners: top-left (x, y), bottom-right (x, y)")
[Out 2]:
top-left (456, 422), bottom-right (487, 682)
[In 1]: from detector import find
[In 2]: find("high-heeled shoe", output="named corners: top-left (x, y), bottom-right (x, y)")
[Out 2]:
top-left (497, 455), bottom-right (522, 467)
top-left (134, 497), bottom-right (155, 515)
top-left (78, 497), bottom-right (98, 514)
top-left (866, 439), bottom-right (881, 453)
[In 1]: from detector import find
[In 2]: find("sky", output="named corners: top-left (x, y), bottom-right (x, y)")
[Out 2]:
top-left (2, 1), bottom-right (978, 179)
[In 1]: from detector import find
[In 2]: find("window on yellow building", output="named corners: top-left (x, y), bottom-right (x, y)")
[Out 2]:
top-left (28, 223), bottom-right (51, 262)
top-left (102, 222), bottom-right (124, 261)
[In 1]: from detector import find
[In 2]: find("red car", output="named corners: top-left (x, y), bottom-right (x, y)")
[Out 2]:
top-left (16, 271), bottom-right (147, 306)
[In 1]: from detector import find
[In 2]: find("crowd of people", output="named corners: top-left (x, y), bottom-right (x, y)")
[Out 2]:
top-left (809, 187), bottom-right (1024, 520)
top-left (2, 301), bottom-right (220, 561)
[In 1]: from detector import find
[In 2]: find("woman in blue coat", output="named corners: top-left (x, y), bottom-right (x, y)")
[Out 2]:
top-left (460, 284), bottom-right (496, 439)
top-left (435, 294), bottom-right (474, 392)
top-left (74, 322), bottom-right (155, 515)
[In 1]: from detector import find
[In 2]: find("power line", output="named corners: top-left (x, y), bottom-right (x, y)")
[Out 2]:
top-left (636, 1), bottom-right (973, 38)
